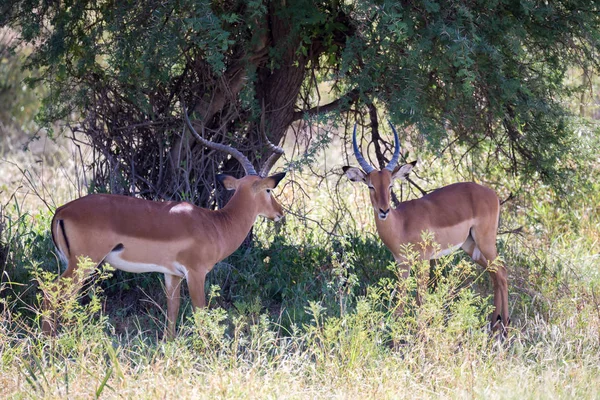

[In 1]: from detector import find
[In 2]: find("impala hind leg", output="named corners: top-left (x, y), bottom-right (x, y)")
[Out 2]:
top-left (461, 234), bottom-right (510, 337)
top-left (42, 254), bottom-right (104, 335)
top-left (164, 273), bottom-right (183, 340)
top-left (490, 263), bottom-right (510, 336)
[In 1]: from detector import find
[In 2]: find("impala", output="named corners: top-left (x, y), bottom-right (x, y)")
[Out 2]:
top-left (43, 110), bottom-right (287, 339)
top-left (343, 124), bottom-right (509, 336)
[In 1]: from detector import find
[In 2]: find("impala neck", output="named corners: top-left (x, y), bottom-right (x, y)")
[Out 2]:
top-left (213, 189), bottom-right (260, 256)
top-left (373, 208), bottom-right (401, 248)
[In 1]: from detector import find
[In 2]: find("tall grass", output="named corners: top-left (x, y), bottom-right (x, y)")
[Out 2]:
top-left (1, 122), bottom-right (600, 398)
top-left (2, 246), bottom-right (600, 398)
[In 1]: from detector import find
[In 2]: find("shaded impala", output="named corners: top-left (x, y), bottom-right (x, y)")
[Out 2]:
top-left (343, 124), bottom-right (509, 336)
top-left (44, 110), bottom-right (287, 338)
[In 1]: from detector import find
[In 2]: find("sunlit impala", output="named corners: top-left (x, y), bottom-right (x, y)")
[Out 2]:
top-left (343, 124), bottom-right (509, 336)
top-left (43, 109), bottom-right (287, 339)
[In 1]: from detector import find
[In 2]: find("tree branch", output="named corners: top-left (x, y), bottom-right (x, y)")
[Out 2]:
top-left (292, 88), bottom-right (361, 121)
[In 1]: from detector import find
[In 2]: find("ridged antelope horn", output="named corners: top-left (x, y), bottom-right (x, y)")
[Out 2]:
top-left (258, 108), bottom-right (285, 177)
top-left (183, 106), bottom-right (258, 176)
top-left (384, 121), bottom-right (401, 172)
top-left (352, 124), bottom-right (376, 174)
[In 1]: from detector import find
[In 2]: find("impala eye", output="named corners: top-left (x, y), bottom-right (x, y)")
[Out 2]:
top-left (266, 188), bottom-right (272, 194)
top-left (368, 186), bottom-right (374, 190)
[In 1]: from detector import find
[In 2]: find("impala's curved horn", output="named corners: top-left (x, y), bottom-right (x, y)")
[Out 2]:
top-left (384, 121), bottom-right (401, 172)
top-left (352, 124), bottom-right (376, 174)
top-left (258, 106), bottom-right (285, 177)
top-left (259, 146), bottom-right (285, 178)
top-left (183, 106), bottom-right (258, 176)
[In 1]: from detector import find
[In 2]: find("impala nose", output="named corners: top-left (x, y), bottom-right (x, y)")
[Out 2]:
top-left (378, 208), bottom-right (390, 220)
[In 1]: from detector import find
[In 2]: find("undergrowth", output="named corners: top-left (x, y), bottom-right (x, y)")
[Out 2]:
top-left (1, 180), bottom-right (599, 398)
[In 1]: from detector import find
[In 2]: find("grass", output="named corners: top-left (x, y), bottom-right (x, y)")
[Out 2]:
top-left (1, 125), bottom-right (600, 398)
top-left (2, 272), bottom-right (599, 398)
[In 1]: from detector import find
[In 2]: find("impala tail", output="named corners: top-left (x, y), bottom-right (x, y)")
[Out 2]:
top-left (51, 214), bottom-right (70, 266)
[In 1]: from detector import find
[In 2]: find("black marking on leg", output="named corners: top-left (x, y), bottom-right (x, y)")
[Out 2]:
top-left (111, 243), bottom-right (124, 252)
top-left (59, 219), bottom-right (71, 256)
top-left (490, 315), bottom-right (502, 331)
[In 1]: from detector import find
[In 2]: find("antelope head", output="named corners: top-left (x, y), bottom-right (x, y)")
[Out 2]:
top-left (343, 123), bottom-right (416, 221)
top-left (217, 172), bottom-right (286, 221)
top-left (184, 108), bottom-right (286, 222)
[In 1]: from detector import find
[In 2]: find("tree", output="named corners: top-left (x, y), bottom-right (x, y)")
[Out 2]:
top-left (2, 0), bottom-right (599, 205)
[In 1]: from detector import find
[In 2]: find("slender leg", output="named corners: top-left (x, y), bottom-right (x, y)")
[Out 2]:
top-left (491, 263), bottom-right (510, 334)
top-left (393, 256), bottom-right (411, 316)
top-left (463, 233), bottom-right (510, 336)
top-left (42, 255), bottom-right (97, 335)
top-left (164, 273), bottom-right (183, 340)
top-left (186, 268), bottom-right (208, 310)
top-left (415, 258), bottom-right (429, 307)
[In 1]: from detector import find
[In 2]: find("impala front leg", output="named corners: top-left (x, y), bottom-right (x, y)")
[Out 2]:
top-left (392, 256), bottom-right (411, 316)
top-left (415, 258), bottom-right (429, 308)
top-left (187, 268), bottom-right (209, 310)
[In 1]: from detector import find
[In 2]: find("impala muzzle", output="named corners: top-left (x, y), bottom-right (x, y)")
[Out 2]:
top-left (378, 208), bottom-right (390, 220)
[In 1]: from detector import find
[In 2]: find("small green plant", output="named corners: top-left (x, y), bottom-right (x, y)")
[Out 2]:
top-left (326, 247), bottom-right (359, 316)
top-left (31, 256), bottom-right (113, 337)
top-left (361, 232), bottom-right (498, 348)
top-left (189, 285), bottom-right (228, 354)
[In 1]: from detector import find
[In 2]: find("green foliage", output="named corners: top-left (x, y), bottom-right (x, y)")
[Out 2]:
top-left (0, 1), bottom-right (599, 391)
top-left (1, 108), bottom-right (599, 395)
top-left (346, 1), bottom-right (600, 184)
top-left (0, 202), bottom-right (55, 316)
top-left (0, 37), bottom-right (39, 134)
top-left (32, 256), bottom-right (113, 338)
top-left (190, 288), bottom-right (229, 354)
top-left (2, 0), bottom-right (599, 197)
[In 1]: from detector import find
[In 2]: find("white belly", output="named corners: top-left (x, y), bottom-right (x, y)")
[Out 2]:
top-left (431, 242), bottom-right (463, 260)
top-left (104, 251), bottom-right (175, 275)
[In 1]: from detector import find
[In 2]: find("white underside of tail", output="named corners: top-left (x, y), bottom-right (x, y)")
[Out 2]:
top-left (53, 220), bottom-right (69, 267)
top-left (55, 246), bottom-right (68, 267)
top-left (173, 262), bottom-right (189, 280)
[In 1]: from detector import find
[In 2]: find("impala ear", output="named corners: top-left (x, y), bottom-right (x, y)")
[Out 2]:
top-left (266, 172), bottom-right (286, 188)
top-left (253, 172), bottom-right (286, 192)
top-left (342, 166), bottom-right (367, 184)
top-left (391, 161), bottom-right (417, 181)
top-left (216, 174), bottom-right (240, 191)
